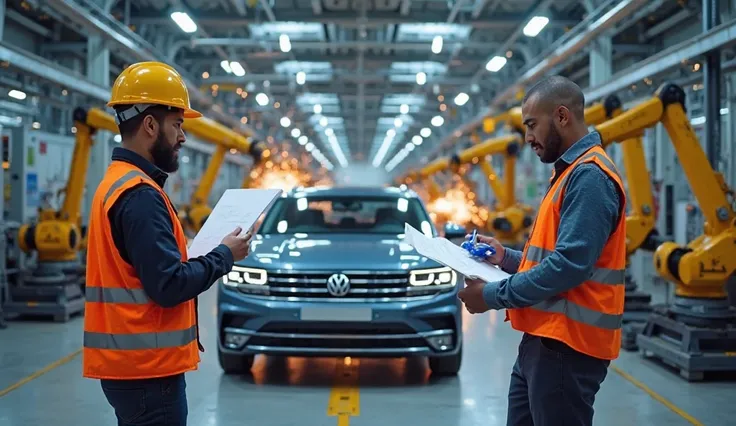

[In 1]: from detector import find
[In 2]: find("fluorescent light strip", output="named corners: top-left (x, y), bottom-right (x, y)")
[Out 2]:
top-left (326, 134), bottom-right (349, 168)
top-left (372, 135), bottom-right (395, 167)
top-left (385, 147), bottom-right (413, 172)
top-left (170, 12), bottom-right (197, 33)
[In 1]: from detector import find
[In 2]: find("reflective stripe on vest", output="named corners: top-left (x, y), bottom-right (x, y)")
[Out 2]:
top-left (83, 161), bottom-right (199, 380)
top-left (102, 170), bottom-right (150, 207)
top-left (524, 246), bottom-right (625, 285)
top-left (84, 325), bottom-right (197, 350)
top-left (85, 286), bottom-right (150, 304)
top-left (530, 298), bottom-right (623, 330)
top-left (509, 144), bottom-right (627, 360)
top-left (551, 151), bottom-right (622, 204)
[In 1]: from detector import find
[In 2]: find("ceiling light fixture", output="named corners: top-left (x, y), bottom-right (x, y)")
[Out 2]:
top-left (486, 56), bottom-right (507, 72)
top-left (255, 93), bottom-right (269, 106)
top-left (170, 12), bottom-right (197, 33)
top-left (454, 92), bottom-right (469, 106)
top-left (431, 35), bottom-right (443, 54)
top-left (279, 34), bottom-right (292, 52)
top-left (416, 72), bottom-right (427, 85)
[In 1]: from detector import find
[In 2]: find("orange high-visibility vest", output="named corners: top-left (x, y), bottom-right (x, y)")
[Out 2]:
top-left (507, 144), bottom-right (627, 360)
top-left (82, 160), bottom-right (200, 380)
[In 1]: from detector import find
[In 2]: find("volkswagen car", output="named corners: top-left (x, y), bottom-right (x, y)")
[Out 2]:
top-left (216, 186), bottom-right (466, 375)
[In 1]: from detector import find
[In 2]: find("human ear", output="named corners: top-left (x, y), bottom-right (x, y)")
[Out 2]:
top-left (142, 114), bottom-right (159, 137)
top-left (556, 106), bottom-right (570, 127)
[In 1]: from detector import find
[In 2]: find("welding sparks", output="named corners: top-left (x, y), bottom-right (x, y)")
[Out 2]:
top-left (247, 143), bottom-right (334, 192)
top-left (423, 175), bottom-right (490, 229)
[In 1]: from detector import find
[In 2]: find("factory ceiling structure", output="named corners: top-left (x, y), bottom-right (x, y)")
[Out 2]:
top-left (1, 0), bottom-right (735, 176)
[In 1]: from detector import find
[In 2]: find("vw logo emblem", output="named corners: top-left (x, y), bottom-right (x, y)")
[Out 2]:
top-left (326, 273), bottom-right (350, 297)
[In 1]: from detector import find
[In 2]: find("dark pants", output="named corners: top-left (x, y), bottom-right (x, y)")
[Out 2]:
top-left (101, 373), bottom-right (187, 426)
top-left (507, 333), bottom-right (610, 426)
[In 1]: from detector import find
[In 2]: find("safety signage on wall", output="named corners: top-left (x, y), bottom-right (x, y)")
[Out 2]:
top-left (26, 172), bottom-right (39, 208)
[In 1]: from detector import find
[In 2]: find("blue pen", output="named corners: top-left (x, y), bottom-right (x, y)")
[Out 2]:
top-left (461, 228), bottom-right (496, 260)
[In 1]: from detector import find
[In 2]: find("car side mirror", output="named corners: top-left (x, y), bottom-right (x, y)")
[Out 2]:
top-left (443, 223), bottom-right (466, 240)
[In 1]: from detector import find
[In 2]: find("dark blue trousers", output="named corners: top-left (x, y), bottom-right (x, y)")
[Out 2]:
top-left (101, 373), bottom-right (187, 426)
top-left (507, 333), bottom-right (610, 426)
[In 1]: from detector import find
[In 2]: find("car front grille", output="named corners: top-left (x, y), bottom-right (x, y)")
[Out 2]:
top-left (236, 271), bottom-right (453, 301)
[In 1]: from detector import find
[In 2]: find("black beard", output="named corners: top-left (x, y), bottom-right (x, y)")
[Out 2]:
top-left (150, 130), bottom-right (179, 172)
top-left (540, 125), bottom-right (563, 164)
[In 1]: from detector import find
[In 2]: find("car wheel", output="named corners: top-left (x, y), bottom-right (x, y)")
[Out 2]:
top-left (218, 348), bottom-right (254, 374)
top-left (428, 346), bottom-right (462, 376)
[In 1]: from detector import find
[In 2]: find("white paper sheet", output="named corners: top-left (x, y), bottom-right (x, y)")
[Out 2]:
top-left (403, 223), bottom-right (511, 282)
top-left (187, 188), bottom-right (283, 258)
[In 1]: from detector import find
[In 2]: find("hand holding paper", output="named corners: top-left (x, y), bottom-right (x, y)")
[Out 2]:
top-left (188, 188), bottom-right (282, 259)
top-left (403, 223), bottom-right (510, 283)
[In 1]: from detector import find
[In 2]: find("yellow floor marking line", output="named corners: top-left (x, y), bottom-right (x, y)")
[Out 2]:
top-left (610, 364), bottom-right (704, 426)
top-left (0, 348), bottom-right (82, 398)
top-left (327, 357), bottom-right (360, 426)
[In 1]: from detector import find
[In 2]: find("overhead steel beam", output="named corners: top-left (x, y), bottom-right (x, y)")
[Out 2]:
top-left (0, 42), bottom-right (110, 101)
top-left (0, 100), bottom-right (39, 116)
top-left (421, 0), bottom-right (647, 164)
top-left (5, 9), bottom-right (52, 37)
top-left (180, 52), bottom-right (490, 66)
top-left (0, 44), bottom-right (249, 162)
top-left (130, 12), bottom-right (578, 29)
top-left (184, 39), bottom-right (502, 52)
top-left (42, 0), bottom-right (259, 138)
top-left (208, 74), bottom-right (477, 86)
top-left (493, 0), bottom-right (647, 106)
top-left (470, 0), bottom-right (556, 83)
top-left (584, 19), bottom-right (736, 102)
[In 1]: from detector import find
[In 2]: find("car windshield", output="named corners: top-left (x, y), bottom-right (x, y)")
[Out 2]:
top-left (258, 195), bottom-right (434, 235)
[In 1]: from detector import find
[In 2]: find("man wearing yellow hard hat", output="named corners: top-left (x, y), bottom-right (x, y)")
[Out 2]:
top-left (82, 62), bottom-right (252, 425)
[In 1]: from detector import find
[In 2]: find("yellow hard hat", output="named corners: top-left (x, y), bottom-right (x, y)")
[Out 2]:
top-left (108, 61), bottom-right (202, 121)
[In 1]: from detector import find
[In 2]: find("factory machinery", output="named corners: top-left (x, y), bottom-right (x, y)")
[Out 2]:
top-left (595, 98), bottom-right (664, 350)
top-left (408, 83), bottom-right (735, 379)
top-left (406, 96), bottom-right (623, 249)
top-left (593, 83), bottom-right (736, 380)
top-left (6, 107), bottom-right (265, 322)
top-left (415, 134), bottom-right (533, 249)
top-left (176, 117), bottom-right (267, 235)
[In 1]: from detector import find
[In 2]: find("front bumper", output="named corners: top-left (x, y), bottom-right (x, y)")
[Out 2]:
top-left (217, 282), bottom-right (462, 358)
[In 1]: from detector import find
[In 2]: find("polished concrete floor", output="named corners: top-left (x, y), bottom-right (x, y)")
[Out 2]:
top-left (1, 287), bottom-right (734, 426)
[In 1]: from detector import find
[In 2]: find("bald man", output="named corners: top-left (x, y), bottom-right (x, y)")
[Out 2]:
top-left (458, 76), bottom-right (627, 426)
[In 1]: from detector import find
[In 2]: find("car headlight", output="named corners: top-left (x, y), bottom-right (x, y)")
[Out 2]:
top-left (222, 265), bottom-right (268, 287)
top-left (409, 266), bottom-right (457, 286)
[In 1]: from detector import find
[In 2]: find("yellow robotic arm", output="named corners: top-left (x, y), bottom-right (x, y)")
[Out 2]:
top-left (16, 108), bottom-right (111, 261)
top-left (595, 83), bottom-right (735, 300)
top-left (442, 134), bottom-right (533, 246)
top-left (600, 133), bottom-right (660, 258)
top-left (179, 117), bottom-right (267, 234)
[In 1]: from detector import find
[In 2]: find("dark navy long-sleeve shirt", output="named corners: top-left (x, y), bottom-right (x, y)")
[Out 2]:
top-left (108, 147), bottom-right (234, 308)
top-left (482, 132), bottom-right (624, 309)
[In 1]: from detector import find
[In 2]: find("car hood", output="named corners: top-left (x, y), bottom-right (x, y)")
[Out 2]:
top-left (236, 233), bottom-right (441, 272)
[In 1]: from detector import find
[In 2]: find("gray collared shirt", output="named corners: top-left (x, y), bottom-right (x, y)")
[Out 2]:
top-left (482, 132), bottom-right (624, 309)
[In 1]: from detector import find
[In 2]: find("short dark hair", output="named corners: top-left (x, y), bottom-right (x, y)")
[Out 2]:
top-left (114, 105), bottom-right (181, 139)
top-left (522, 75), bottom-right (585, 120)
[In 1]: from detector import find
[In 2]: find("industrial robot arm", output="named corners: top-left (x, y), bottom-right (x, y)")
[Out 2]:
top-left (178, 118), bottom-right (267, 234)
top-left (442, 134), bottom-right (533, 246)
top-left (595, 83), bottom-right (736, 299)
top-left (601, 134), bottom-right (661, 257)
top-left (17, 108), bottom-right (107, 261)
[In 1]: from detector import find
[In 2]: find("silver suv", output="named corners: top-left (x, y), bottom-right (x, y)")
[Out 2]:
top-left (216, 186), bottom-right (466, 375)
